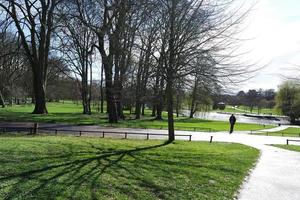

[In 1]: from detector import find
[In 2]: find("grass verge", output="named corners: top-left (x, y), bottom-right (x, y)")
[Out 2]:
top-left (272, 144), bottom-right (300, 152)
top-left (0, 136), bottom-right (259, 200)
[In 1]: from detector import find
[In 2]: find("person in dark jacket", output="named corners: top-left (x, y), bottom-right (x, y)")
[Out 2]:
top-left (229, 114), bottom-right (236, 134)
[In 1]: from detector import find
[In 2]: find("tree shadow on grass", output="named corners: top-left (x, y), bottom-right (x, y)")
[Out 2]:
top-left (0, 141), bottom-right (175, 200)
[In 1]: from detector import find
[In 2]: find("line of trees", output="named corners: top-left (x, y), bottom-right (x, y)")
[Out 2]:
top-left (0, 0), bottom-right (252, 141)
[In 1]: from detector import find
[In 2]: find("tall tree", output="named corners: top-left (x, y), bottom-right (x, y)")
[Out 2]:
top-left (57, 8), bottom-right (96, 114)
top-left (0, 0), bottom-right (62, 114)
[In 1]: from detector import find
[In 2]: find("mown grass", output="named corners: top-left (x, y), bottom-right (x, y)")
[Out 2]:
top-left (254, 127), bottom-right (300, 137)
top-left (0, 135), bottom-right (259, 200)
top-left (0, 102), bottom-right (274, 131)
top-left (272, 144), bottom-right (300, 152)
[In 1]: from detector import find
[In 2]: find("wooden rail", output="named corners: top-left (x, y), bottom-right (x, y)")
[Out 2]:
top-left (109, 124), bottom-right (212, 132)
top-left (250, 130), bottom-right (300, 138)
top-left (286, 139), bottom-right (300, 145)
top-left (0, 126), bottom-right (192, 141)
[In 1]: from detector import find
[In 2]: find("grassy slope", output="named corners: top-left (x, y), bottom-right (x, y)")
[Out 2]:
top-left (0, 102), bottom-right (274, 131)
top-left (0, 136), bottom-right (259, 200)
top-left (272, 144), bottom-right (300, 152)
top-left (255, 127), bottom-right (300, 137)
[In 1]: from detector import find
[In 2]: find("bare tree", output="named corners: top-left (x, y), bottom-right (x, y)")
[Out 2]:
top-left (57, 8), bottom-right (96, 114)
top-left (0, 0), bottom-right (63, 114)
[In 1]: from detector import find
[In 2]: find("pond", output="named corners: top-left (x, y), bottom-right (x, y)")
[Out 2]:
top-left (181, 110), bottom-right (290, 125)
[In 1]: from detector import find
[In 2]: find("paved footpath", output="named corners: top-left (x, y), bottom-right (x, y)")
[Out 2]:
top-left (1, 122), bottom-right (300, 200)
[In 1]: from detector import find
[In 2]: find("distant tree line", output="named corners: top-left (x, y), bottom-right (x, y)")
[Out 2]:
top-left (212, 89), bottom-right (276, 113)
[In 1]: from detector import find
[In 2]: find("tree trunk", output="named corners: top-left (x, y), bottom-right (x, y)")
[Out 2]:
top-left (167, 0), bottom-right (176, 142)
top-left (190, 77), bottom-right (198, 118)
top-left (0, 90), bottom-right (5, 108)
top-left (103, 60), bottom-right (118, 123)
top-left (155, 74), bottom-right (164, 120)
top-left (142, 103), bottom-right (145, 116)
top-left (98, 35), bottom-right (118, 123)
top-left (166, 78), bottom-right (175, 142)
top-left (151, 105), bottom-right (156, 117)
top-left (135, 99), bottom-right (141, 119)
top-left (32, 74), bottom-right (48, 114)
top-left (100, 64), bottom-right (104, 113)
top-left (176, 92), bottom-right (180, 117)
top-left (88, 56), bottom-right (92, 115)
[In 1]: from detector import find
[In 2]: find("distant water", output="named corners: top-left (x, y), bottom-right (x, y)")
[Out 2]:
top-left (181, 110), bottom-right (290, 125)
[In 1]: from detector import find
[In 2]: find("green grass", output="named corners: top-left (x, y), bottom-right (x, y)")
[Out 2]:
top-left (272, 144), bottom-right (300, 152)
top-left (254, 127), bottom-right (300, 137)
top-left (0, 135), bottom-right (259, 200)
top-left (0, 102), bottom-right (274, 131)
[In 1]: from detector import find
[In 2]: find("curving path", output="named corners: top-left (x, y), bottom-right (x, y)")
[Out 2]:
top-left (1, 122), bottom-right (300, 199)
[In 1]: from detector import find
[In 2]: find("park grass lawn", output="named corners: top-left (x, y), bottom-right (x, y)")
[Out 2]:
top-left (0, 136), bottom-right (259, 200)
top-left (255, 127), bottom-right (300, 137)
top-left (115, 117), bottom-right (274, 132)
top-left (0, 102), bottom-right (274, 131)
top-left (272, 144), bottom-right (300, 152)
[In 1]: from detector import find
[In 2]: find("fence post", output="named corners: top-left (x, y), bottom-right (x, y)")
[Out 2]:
top-left (287, 139), bottom-right (289, 145)
top-left (33, 123), bottom-right (38, 135)
top-left (79, 131), bottom-right (82, 136)
top-left (55, 129), bottom-right (58, 135)
top-left (147, 133), bottom-right (149, 140)
top-left (189, 135), bottom-right (192, 141)
top-left (124, 132), bottom-right (127, 139)
top-left (102, 131), bottom-right (105, 138)
top-left (209, 136), bottom-right (213, 143)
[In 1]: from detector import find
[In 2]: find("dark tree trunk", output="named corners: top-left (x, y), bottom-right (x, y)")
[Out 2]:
top-left (176, 92), bottom-right (180, 118)
top-left (135, 51), bottom-right (143, 120)
top-left (167, 0), bottom-right (175, 142)
top-left (104, 68), bottom-right (118, 123)
top-left (151, 105), bottom-right (156, 117)
top-left (166, 78), bottom-right (175, 142)
top-left (155, 72), bottom-right (165, 120)
top-left (98, 35), bottom-right (118, 123)
top-left (32, 73), bottom-right (48, 114)
top-left (100, 64), bottom-right (104, 113)
top-left (135, 100), bottom-right (141, 119)
top-left (142, 103), bottom-right (145, 116)
top-left (190, 76), bottom-right (198, 118)
top-left (88, 57), bottom-right (92, 115)
top-left (0, 90), bottom-right (5, 108)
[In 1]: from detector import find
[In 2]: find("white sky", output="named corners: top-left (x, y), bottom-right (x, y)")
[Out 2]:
top-left (236, 0), bottom-right (300, 92)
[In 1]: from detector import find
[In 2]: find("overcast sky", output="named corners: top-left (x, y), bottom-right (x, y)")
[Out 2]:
top-left (236, 0), bottom-right (300, 92)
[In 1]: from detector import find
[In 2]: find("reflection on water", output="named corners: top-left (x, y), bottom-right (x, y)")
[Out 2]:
top-left (181, 110), bottom-right (290, 125)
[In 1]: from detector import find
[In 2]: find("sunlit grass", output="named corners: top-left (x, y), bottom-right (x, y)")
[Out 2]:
top-left (0, 102), bottom-right (274, 131)
top-left (272, 144), bottom-right (300, 152)
top-left (0, 136), bottom-right (259, 200)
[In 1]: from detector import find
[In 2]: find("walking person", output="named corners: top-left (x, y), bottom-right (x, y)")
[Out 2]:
top-left (229, 114), bottom-right (236, 134)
